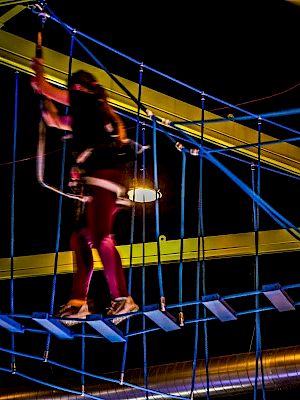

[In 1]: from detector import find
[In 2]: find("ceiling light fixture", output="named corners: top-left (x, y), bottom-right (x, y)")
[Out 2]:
top-left (127, 186), bottom-right (162, 203)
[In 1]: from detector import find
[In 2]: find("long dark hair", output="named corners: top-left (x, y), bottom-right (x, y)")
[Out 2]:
top-left (68, 70), bottom-right (106, 101)
top-left (69, 70), bottom-right (126, 140)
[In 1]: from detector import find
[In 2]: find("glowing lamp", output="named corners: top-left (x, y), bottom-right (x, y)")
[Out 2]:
top-left (127, 186), bottom-right (162, 203)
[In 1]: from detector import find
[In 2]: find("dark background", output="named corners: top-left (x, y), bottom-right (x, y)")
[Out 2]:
top-left (1, 1), bottom-right (300, 398)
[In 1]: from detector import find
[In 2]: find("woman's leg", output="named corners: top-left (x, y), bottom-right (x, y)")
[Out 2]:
top-left (69, 228), bottom-right (94, 302)
top-left (87, 185), bottom-right (128, 300)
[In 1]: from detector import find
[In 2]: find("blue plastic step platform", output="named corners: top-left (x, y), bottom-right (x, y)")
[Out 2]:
top-left (262, 283), bottom-right (296, 312)
top-left (86, 314), bottom-right (125, 342)
top-left (32, 312), bottom-right (74, 340)
top-left (0, 314), bottom-right (24, 333)
top-left (143, 304), bottom-right (180, 331)
top-left (202, 294), bottom-right (237, 322)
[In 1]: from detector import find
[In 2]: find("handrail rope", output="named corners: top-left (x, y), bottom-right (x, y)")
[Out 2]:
top-left (9, 70), bottom-right (19, 374)
top-left (118, 101), bottom-right (300, 174)
top-left (0, 352), bottom-right (188, 400)
top-left (140, 117), bottom-right (300, 182)
top-left (2, 299), bottom-right (300, 336)
top-left (35, 4), bottom-right (156, 120)
top-left (4, 281), bottom-right (300, 320)
top-left (172, 108), bottom-right (300, 137)
top-left (0, 367), bottom-right (105, 400)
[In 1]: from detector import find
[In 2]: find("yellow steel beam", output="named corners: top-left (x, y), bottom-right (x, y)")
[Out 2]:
top-left (0, 5), bottom-right (25, 28)
top-left (0, 229), bottom-right (299, 279)
top-left (1, 31), bottom-right (300, 175)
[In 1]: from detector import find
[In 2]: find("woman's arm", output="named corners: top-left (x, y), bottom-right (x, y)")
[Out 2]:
top-left (41, 98), bottom-right (72, 131)
top-left (42, 112), bottom-right (73, 131)
top-left (31, 58), bottom-right (70, 106)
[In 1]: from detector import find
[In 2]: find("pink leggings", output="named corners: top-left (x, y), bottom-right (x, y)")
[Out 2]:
top-left (69, 169), bottom-right (128, 302)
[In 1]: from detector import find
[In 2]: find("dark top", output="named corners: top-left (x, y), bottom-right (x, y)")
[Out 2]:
top-left (69, 90), bottom-right (134, 173)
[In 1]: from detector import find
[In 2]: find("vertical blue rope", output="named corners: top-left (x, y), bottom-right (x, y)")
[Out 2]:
top-left (141, 125), bottom-right (149, 398)
top-left (121, 63), bottom-right (145, 382)
top-left (179, 152), bottom-right (186, 322)
top-left (44, 33), bottom-right (75, 361)
top-left (81, 322), bottom-right (86, 396)
top-left (128, 62), bottom-right (144, 296)
top-left (152, 117), bottom-right (165, 306)
top-left (190, 99), bottom-right (206, 399)
top-left (252, 120), bottom-right (266, 400)
top-left (199, 95), bottom-right (210, 400)
top-left (9, 71), bottom-right (19, 374)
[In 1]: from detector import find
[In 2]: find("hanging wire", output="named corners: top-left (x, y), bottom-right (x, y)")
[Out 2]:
top-left (9, 70), bottom-right (19, 375)
top-left (251, 119), bottom-right (266, 400)
top-left (140, 124), bottom-right (149, 399)
top-left (178, 152), bottom-right (186, 327)
top-left (189, 94), bottom-right (206, 399)
top-left (199, 95), bottom-right (211, 400)
top-left (81, 322), bottom-right (86, 396)
top-left (151, 117), bottom-right (166, 309)
top-left (120, 62), bottom-right (145, 384)
top-left (40, 24), bottom-right (76, 362)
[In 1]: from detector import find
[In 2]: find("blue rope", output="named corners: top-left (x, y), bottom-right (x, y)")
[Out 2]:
top-left (152, 117), bottom-right (165, 304)
top-left (200, 99), bottom-right (210, 400)
top-left (9, 71), bottom-right (19, 373)
top-left (0, 347), bottom-right (188, 399)
top-left (190, 103), bottom-right (205, 398)
top-left (251, 123), bottom-right (266, 400)
top-left (172, 108), bottom-right (300, 138)
top-left (44, 32), bottom-right (76, 362)
top-left (141, 124), bottom-right (149, 398)
top-left (151, 119), bottom-right (300, 182)
top-left (179, 152), bottom-right (186, 318)
top-left (0, 366), bottom-right (105, 400)
top-left (81, 322), bottom-right (86, 396)
top-left (121, 62), bottom-right (145, 381)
